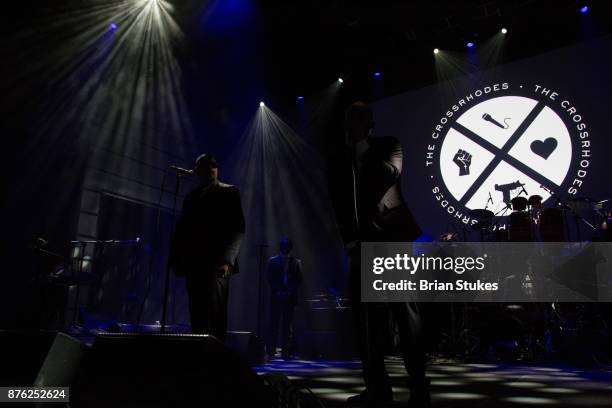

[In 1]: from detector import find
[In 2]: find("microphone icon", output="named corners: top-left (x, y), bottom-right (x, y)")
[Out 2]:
top-left (482, 113), bottom-right (510, 129)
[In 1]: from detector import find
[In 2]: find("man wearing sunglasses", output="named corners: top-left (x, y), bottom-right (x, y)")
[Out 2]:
top-left (170, 154), bottom-right (245, 342)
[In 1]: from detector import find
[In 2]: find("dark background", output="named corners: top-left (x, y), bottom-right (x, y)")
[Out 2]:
top-left (1, 0), bottom-right (611, 332)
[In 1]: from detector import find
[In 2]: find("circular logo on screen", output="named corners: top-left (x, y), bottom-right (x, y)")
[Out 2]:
top-left (424, 83), bottom-right (591, 228)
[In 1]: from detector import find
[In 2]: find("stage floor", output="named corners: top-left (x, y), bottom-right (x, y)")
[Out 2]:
top-left (255, 357), bottom-right (612, 407)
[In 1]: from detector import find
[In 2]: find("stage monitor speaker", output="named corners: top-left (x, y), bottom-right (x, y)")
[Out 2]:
top-left (0, 330), bottom-right (57, 386)
top-left (34, 332), bottom-right (89, 387)
top-left (226, 330), bottom-right (266, 366)
top-left (70, 333), bottom-right (272, 407)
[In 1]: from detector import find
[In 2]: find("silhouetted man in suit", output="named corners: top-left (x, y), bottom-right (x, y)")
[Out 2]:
top-left (266, 238), bottom-right (302, 359)
top-left (170, 154), bottom-right (245, 342)
top-left (328, 102), bottom-right (429, 407)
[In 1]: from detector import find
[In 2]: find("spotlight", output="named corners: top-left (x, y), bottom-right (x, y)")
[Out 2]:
top-left (466, 42), bottom-right (474, 48)
top-left (109, 22), bottom-right (118, 31)
top-left (501, 28), bottom-right (508, 34)
top-left (338, 78), bottom-right (344, 84)
top-left (296, 96), bottom-right (304, 101)
top-left (259, 101), bottom-right (265, 107)
top-left (580, 5), bottom-right (589, 13)
top-left (374, 72), bottom-right (381, 78)
top-left (433, 48), bottom-right (439, 54)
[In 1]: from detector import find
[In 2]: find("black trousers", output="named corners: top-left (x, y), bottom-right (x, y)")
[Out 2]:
top-left (348, 248), bottom-right (426, 395)
top-left (185, 272), bottom-right (230, 343)
top-left (267, 296), bottom-right (295, 355)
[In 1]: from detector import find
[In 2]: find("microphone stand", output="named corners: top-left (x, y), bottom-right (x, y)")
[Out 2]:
top-left (160, 169), bottom-right (183, 334)
top-left (256, 243), bottom-right (269, 340)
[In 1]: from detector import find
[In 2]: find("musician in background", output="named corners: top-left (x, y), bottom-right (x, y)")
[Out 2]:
top-left (169, 154), bottom-right (245, 342)
top-left (266, 237), bottom-right (302, 360)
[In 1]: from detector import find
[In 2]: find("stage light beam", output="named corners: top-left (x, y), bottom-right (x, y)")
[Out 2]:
top-left (580, 6), bottom-right (589, 14)
top-left (466, 42), bottom-right (474, 48)
top-left (338, 78), bottom-right (344, 84)
top-left (501, 28), bottom-right (508, 34)
top-left (259, 101), bottom-right (265, 107)
top-left (433, 48), bottom-right (439, 54)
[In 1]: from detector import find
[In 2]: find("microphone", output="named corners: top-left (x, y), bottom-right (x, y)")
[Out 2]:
top-left (120, 237), bottom-right (141, 245)
top-left (169, 165), bottom-right (193, 175)
top-left (482, 113), bottom-right (506, 129)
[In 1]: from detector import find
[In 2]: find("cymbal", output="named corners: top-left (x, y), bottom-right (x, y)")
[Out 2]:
top-left (567, 196), bottom-right (599, 203)
top-left (566, 197), bottom-right (608, 211)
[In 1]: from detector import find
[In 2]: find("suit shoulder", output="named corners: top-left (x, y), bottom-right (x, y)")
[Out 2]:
top-left (217, 181), bottom-right (234, 189)
top-left (218, 182), bottom-right (240, 192)
top-left (218, 182), bottom-right (241, 197)
top-left (371, 136), bottom-right (402, 156)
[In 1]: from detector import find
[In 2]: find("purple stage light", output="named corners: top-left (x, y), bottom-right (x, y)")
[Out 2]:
top-left (466, 42), bottom-right (474, 48)
top-left (580, 6), bottom-right (589, 13)
top-left (297, 96), bottom-right (304, 101)
top-left (109, 23), bottom-right (118, 31)
top-left (374, 72), bottom-right (381, 77)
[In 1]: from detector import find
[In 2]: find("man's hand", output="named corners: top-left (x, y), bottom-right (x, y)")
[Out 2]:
top-left (453, 149), bottom-right (472, 176)
top-left (217, 264), bottom-right (231, 278)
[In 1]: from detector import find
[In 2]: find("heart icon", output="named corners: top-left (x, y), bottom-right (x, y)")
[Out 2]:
top-left (530, 137), bottom-right (557, 160)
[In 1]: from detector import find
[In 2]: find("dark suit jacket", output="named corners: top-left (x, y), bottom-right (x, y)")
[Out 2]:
top-left (266, 255), bottom-right (302, 304)
top-left (170, 180), bottom-right (245, 276)
top-left (329, 136), bottom-right (421, 244)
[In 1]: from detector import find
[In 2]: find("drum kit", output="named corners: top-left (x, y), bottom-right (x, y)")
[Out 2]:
top-left (438, 188), bottom-right (612, 364)
top-left (461, 187), bottom-right (610, 242)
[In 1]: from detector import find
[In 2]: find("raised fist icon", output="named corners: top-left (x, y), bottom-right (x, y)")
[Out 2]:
top-left (453, 149), bottom-right (472, 176)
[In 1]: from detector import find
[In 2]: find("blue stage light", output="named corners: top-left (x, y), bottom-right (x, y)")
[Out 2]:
top-left (374, 72), bottom-right (381, 78)
top-left (466, 42), bottom-right (474, 48)
top-left (580, 5), bottom-right (589, 13)
top-left (297, 96), bottom-right (304, 101)
top-left (109, 23), bottom-right (118, 31)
